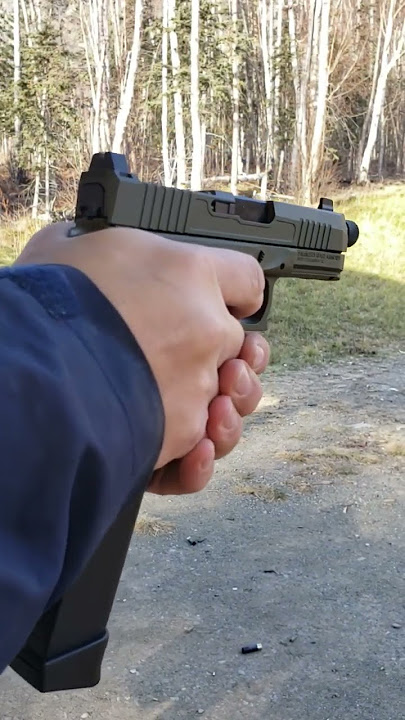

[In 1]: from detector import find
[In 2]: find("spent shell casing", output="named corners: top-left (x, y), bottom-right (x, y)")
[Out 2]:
top-left (241, 643), bottom-right (262, 654)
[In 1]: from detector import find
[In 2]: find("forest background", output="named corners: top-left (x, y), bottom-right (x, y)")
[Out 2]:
top-left (0, 0), bottom-right (404, 215)
top-left (0, 0), bottom-right (404, 367)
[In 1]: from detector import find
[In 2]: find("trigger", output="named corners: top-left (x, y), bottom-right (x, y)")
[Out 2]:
top-left (243, 280), bottom-right (270, 327)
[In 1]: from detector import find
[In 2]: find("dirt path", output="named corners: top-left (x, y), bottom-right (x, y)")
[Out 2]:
top-left (1, 353), bottom-right (404, 720)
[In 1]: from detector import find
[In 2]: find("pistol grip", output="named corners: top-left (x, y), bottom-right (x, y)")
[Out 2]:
top-left (10, 491), bottom-right (144, 692)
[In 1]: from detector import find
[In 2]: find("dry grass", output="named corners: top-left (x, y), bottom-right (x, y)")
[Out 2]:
top-left (134, 514), bottom-right (175, 536)
top-left (278, 445), bottom-right (380, 466)
top-left (278, 450), bottom-right (308, 463)
top-left (310, 462), bottom-right (357, 478)
top-left (384, 439), bottom-right (405, 457)
top-left (285, 477), bottom-right (316, 494)
top-left (234, 482), bottom-right (287, 502)
top-left (276, 444), bottom-right (381, 485)
top-left (329, 463), bottom-right (358, 476)
top-left (288, 430), bottom-right (311, 441)
top-left (0, 217), bottom-right (45, 265)
top-left (312, 446), bottom-right (380, 464)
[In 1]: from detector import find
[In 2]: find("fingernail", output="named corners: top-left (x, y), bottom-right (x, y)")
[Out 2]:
top-left (199, 457), bottom-right (212, 472)
top-left (220, 411), bottom-right (235, 431)
top-left (235, 366), bottom-right (251, 395)
top-left (253, 345), bottom-right (265, 371)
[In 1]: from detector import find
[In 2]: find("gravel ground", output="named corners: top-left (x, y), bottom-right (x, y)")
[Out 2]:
top-left (1, 353), bottom-right (404, 720)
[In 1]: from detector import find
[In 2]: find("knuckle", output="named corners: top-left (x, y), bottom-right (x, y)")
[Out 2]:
top-left (202, 314), bottom-right (227, 350)
top-left (199, 366), bottom-right (219, 403)
top-left (188, 414), bottom-right (208, 450)
top-left (179, 243), bottom-right (212, 279)
top-left (238, 375), bottom-right (263, 415)
top-left (217, 317), bottom-right (245, 366)
top-left (233, 315), bottom-right (246, 348)
top-left (214, 427), bottom-right (242, 459)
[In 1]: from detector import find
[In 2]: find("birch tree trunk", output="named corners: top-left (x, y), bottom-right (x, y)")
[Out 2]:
top-left (358, 66), bottom-right (388, 183)
top-left (112, 0), bottom-right (143, 152)
top-left (167, 0), bottom-right (186, 188)
top-left (161, 0), bottom-right (172, 185)
top-left (288, 0), bottom-right (317, 196)
top-left (44, 147), bottom-right (50, 217)
top-left (31, 0), bottom-right (42, 29)
top-left (98, 0), bottom-right (110, 151)
top-left (79, 0), bottom-right (110, 154)
top-left (298, 0), bottom-right (316, 200)
top-left (288, 0), bottom-right (330, 201)
top-left (259, 0), bottom-right (271, 121)
top-left (357, 0), bottom-right (405, 183)
top-left (230, 0), bottom-right (240, 195)
top-left (273, 0), bottom-right (283, 166)
top-left (287, 0), bottom-right (300, 189)
top-left (356, 15), bottom-right (383, 171)
top-left (307, 0), bottom-right (331, 198)
top-left (110, 0), bottom-right (126, 70)
top-left (378, 102), bottom-right (386, 179)
top-left (13, 0), bottom-right (21, 143)
top-left (32, 151), bottom-right (41, 218)
top-left (21, 0), bottom-right (43, 217)
top-left (259, 0), bottom-right (273, 198)
top-left (190, 0), bottom-right (202, 189)
top-left (200, 90), bottom-right (207, 182)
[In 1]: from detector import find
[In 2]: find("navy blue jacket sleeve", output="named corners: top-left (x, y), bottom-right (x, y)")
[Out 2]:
top-left (0, 264), bottom-right (164, 673)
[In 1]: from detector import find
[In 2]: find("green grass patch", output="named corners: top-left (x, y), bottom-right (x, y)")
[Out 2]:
top-left (268, 185), bottom-right (405, 368)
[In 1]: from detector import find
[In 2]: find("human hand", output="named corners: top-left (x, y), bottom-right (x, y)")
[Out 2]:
top-left (16, 223), bottom-right (268, 489)
top-left (148, 330), bottom-right (269, 494)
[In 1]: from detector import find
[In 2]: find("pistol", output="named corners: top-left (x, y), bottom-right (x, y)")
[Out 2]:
top-left (11, 152), bottom-right (359, 691)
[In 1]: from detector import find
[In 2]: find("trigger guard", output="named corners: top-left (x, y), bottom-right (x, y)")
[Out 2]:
top-left (243, 280), bottom-right (270, 327)
top-left (241, 278), bottom-right (274, 332)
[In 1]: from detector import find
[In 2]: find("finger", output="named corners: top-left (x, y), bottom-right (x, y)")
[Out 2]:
top-left (238, 332), bottom-right (270, 373)
top-left (147, 438), bottom-right (215, 495)
top-left (216, 313), bottom-right (246, 369)
top-left (206, 394), bottom-right (243, 459)
top-left (218, 360), bottom-right (263, 416)
top-left (205, 247), bottom-right (265, 320)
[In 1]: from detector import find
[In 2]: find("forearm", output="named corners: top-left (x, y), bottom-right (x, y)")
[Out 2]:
top-left (0, 264), bottom-right (164, 672)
